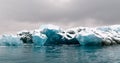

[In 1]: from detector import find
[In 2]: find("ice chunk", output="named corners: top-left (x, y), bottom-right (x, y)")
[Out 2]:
top-left (1, 24), bottom-right (120, 46)
top-left (96, 26), bottom-right (112, 32)
top-left (59, 28), bottom-right (79, 44)
top-left (18, 31), bottom-right (33, 44)
top-left (40, 24), bottom-right (62, 35)
top-left (76, 28), bottom-right (102, 45)
top-left (0, 35), bottom-right (23, 46)
top-left (32, 31), bottom-right (47, 46)
top-left (39, 24), bottom-right (63, 45)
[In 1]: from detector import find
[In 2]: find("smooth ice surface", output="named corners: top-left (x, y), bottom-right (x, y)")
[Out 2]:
top-left (1, 24), bottom-right (120, 46)
top-left (32, 31), bottom-right (47, 46)
top-left (76, 29), bottom-right (102, 45)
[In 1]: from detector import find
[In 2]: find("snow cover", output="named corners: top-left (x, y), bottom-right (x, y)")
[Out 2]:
top-left (1, 24), bottom-right (120, 46)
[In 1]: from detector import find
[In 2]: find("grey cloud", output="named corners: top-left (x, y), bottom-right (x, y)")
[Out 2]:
top-left (0, 0), bottom-right (120, 29)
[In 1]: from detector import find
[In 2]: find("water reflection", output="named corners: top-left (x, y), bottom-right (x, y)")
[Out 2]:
top-left (0, 45), bottom-right (120, 63)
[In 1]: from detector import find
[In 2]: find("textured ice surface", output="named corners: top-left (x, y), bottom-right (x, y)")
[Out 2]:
top-left (0, 35), bottom-right (23, 46)
top-left (1, 24), bottom-right (120, 46)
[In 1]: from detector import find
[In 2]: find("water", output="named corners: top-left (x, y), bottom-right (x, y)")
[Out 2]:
top-left (0, 45), bottom-right (120, 63)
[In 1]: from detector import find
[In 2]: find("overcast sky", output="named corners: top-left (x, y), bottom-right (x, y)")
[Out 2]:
top-left (0, 0), bottom-right (120, 34)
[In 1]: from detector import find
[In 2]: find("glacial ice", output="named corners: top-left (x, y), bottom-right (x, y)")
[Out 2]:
top-left (32, 30), bottom-right (47, 46)
top-left (40, 24), bottom-right (63, 45)
top-left (0, 35), bottom-right (23, 46)
top-left (76, 28), bottom-right (102, 45)
top-left (1, 24), bottom-right (120, 46)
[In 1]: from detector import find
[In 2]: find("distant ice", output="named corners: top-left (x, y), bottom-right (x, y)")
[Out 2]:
top-left (1, 24), bottom-right (120, 46)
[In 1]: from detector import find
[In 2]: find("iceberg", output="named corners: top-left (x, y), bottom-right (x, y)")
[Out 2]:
top-left (0, 35), bottom-right (23, 46)
top-left (32, 30), bottom-right (47, 46)
top-left (1, 24), bottom-right (120, 46)
top-left (76, 28), bottom-right (102, 45)
top-left (39, 24), bottom-right (63, 45)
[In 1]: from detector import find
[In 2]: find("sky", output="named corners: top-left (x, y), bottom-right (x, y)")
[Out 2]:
top-left (0, 0), bottom-right (120, 34)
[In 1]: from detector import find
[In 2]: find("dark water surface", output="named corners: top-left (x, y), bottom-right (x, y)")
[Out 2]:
top-left (0, 45), bottom-right (120, 63)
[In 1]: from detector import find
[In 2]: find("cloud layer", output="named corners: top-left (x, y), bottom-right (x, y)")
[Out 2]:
top-left (0, 0), bottom-right (120, 34)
